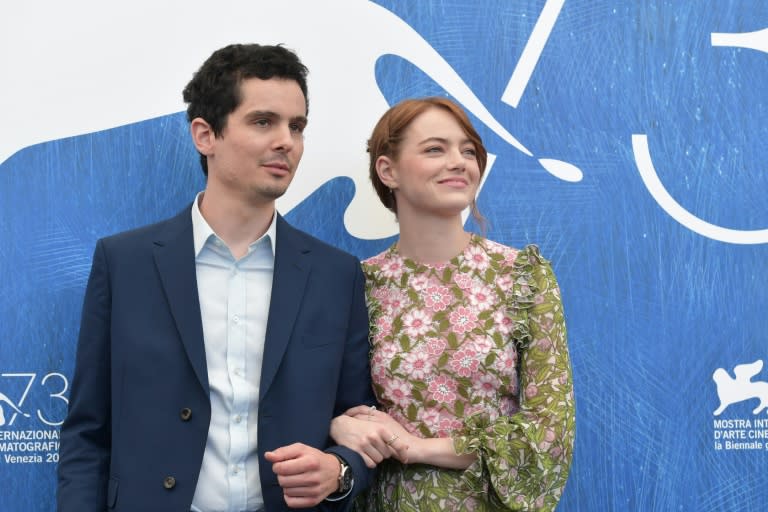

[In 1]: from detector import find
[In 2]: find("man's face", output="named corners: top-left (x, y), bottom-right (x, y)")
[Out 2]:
top-left (205, 77), bottom-right (307, 205)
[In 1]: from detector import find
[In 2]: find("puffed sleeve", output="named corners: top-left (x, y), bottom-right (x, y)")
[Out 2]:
top-left (454, 245), bottom-right (575, 511)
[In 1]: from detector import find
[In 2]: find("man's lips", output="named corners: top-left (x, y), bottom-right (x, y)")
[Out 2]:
top-left (263, 161), bottom-right (290, 175)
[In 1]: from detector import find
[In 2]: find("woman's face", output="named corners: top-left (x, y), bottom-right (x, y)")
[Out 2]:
top-left (384, 107), bottom-right (481, 219)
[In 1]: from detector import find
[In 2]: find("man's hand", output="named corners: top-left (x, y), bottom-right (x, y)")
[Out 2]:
top-left (265, 443), bottom-right (340, 508)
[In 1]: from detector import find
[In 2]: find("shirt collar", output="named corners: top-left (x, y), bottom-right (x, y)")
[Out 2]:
top-left (191, 191), bottom-right (278, 258)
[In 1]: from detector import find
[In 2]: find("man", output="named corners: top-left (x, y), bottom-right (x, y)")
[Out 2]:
top-left (57, 44), bottom-right (376, 512)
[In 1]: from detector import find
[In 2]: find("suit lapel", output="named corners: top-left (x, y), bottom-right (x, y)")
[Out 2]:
top-left (259, 215), bottom-right (311, 399)
top-left (153, 206), bottom-right (209, 392)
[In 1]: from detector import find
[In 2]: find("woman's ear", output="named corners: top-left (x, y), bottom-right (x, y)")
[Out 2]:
top-left (376, 155), bottom-right (398, 189)
top-left (190, 117), bottom-right (215, 156)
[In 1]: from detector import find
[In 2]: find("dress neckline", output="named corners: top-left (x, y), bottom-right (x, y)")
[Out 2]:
top-left (388, 233), bottom-right (479, 269)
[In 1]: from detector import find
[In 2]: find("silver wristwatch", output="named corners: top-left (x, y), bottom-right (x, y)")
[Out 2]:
top-left (334, 454), bottom-right (353, 494)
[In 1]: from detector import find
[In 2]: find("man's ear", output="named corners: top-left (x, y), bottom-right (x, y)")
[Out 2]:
top-left (376, 155), bottom-right (398, 189)
top-left (190, 118), bottom-right (215, 156)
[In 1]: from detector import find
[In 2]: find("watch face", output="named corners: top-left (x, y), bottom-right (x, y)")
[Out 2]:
top-left (340, 463), bottom-right (353, 492)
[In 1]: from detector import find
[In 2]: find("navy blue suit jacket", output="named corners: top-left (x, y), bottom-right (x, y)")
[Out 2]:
top-left (57, 206), bottom-right (376, 511)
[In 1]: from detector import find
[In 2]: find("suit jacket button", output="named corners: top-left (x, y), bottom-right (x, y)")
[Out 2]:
top-left (163, 476), bottom-right (176, 489)
top-left (180, 408), bottom-right (192, 421)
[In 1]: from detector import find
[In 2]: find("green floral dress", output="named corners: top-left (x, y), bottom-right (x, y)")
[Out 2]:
top-left (357, 236), bottom-right (574, 511)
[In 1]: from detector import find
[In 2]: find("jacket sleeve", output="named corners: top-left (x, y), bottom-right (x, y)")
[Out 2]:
top-left (322, 262), bottom-right (378, 511)
top-left (57, 239), bottom-right (112, 512)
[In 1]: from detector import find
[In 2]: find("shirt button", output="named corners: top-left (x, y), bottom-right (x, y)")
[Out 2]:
top-left (232, 315), bottom-right (240, 324)
top-left (234, 414), bottom-right (242, 423)
top-left (163, 476), bottom-right (176, 489)
top-left (180, 408), bottom-right (192, 421)
top-left (232, 466), bottom-right (239, 475)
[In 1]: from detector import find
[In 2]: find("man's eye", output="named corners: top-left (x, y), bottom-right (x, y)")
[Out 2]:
top-left (254, 119), bottom-right (270, 127)
top-left (290, 123), bottom-right (305, 133)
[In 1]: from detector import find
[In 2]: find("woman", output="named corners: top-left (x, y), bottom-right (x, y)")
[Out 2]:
top-left (331, 97), bottom-right (574, 511)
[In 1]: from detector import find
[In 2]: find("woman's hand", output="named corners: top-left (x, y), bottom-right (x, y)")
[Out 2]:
top-left (343, 405), bottom-right (416, 465)
top-left (345, 406), bottom-right (477, 470)
top-left (330, 407), bottom-right (409, 468)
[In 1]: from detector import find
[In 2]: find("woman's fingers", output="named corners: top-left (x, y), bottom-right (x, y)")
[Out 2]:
top-left (345, 404), bottom-right (377, 417)
top-left (391, 440), bottom-right (410, 464)
top-left (333, 410), bottom-right (412, 467)
top-left (360, 450), bottom-right (377, 468)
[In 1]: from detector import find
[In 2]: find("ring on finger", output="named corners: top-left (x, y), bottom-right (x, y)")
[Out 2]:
top-left (385, 434), bottom-right (399, 446)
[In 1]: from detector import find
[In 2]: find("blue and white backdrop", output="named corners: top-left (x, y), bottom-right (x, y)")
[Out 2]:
top-left (1, 1), bottom-right (766, 510)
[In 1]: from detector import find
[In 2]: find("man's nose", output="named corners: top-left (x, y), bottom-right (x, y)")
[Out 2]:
top-left (272, 124), bottom-right (295, 152)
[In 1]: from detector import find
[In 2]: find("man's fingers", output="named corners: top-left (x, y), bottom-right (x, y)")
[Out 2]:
top-left (277, 470), bottom-right (321, 489)
top-left (273, 450), bottom-right (339, 507)
top-left (265, 442), bottom-right (306, 463)
top-left (283, 493), bottom-right (322, 509)
top-left (272, 452), bottom-right (322, 476)
top-left (282, 486), bottom-right (324, 509)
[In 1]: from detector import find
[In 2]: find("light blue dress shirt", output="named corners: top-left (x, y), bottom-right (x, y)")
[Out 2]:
top-left (190, 193), bottom-right (276, 512)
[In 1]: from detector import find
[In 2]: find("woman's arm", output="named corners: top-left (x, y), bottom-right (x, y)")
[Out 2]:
top-left (342, 406), bottom-right (477, 469)
top-left (452, 246), bottom-right (575, 511)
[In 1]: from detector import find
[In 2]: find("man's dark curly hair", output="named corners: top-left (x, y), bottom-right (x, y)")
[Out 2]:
top-left (182, 43), bottom-right (309, 175)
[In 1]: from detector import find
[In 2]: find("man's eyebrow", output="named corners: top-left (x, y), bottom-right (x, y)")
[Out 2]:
top-left (244, 110), bottom-right (278, 120)
top-left (243, 111), bottom-right (307, 125)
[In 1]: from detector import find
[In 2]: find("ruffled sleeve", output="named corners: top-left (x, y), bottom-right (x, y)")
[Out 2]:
top-left (454, 245), bottom-right (575, 511)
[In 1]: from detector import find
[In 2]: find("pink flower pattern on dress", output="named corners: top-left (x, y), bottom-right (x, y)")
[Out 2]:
top-left (380, 257), bottom-right (404, 279)
top-left (472, 335), bottom-right (494, 355)
top-left (473, 373), bottom-right (501, 399)
top-left (465, 244), bottom-right (490, 271)
top-left (492, 308), bottom-right (514, 335)
top-left (496, 274), bottom-right (514, 292)
top-left (423, 285), bottom-right (452, 312)
top-left (437, 416), bottom-right (464, 437)
top-left (449, 306), bottom-right (477, 334)
top-left (453, 272), bottom-right (473, 291)
top-left (361, 237), bottom-right (574, 512)
top-left (402, 351), bottom-right (433, 380)
top-left (384, 378), bottom-right (412, 403)
top-left (426, 337), bottom-right (446, 356)
top-left (409, 273), bottom-right (430, 292)
top-left (401, 309), bottom-right (432, 338)
top-left (449, 347), bottom-right (480, 377)
top-left (374, 315), bottom-right (392, 338)
top-left (428, 375), bottom-right (458, 403)
top-left (380, 288), bottom-right (407, 317)
top-left (468, 283), bottom-right (494, 311)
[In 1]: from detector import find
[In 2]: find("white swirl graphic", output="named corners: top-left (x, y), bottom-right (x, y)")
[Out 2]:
top-left (632, 134), bottom-right (768, 244)
top-left (632, 27), bottom-right (767, 245)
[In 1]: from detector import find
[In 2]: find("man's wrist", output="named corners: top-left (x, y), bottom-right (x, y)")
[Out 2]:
top-left (325, 453), bottom-right (354, 502)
